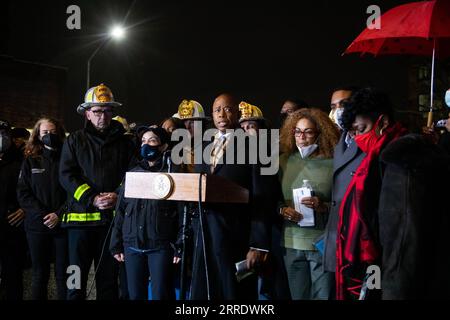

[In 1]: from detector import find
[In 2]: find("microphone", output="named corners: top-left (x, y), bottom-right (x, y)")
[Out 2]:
top-left (164, 150), bottom-right (172, 173)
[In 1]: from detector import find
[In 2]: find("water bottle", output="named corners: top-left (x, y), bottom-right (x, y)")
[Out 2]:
top-left (302, 179), bottom-right (313, 193)
top-left (302, 180), bottom-right (315, 200)
top-left (299, 179), bottom-right (315, 227)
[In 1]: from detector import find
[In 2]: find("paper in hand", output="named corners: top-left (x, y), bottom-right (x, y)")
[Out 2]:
top-left (293, 187), bottom-right (315, 227)
top-left (235, 260), bottom-right (255, 282)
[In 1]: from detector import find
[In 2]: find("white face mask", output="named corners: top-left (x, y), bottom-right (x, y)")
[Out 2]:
top-left (334, 108), bottom-right (345, 131)
top-left (328, 109), bottom-right (335, 121)
top-left (445, 89), bottom-right (450, 108)
top-left (298, 143), bottom-right (318, 159)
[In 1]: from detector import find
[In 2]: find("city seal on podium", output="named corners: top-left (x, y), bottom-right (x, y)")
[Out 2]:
top-left (152, 173), bottom-right (174, 199)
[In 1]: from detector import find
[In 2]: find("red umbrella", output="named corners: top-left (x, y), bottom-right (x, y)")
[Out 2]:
top-left (344, 0), bottom-right (450, 127)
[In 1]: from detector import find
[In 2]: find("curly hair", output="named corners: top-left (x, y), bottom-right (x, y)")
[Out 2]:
top-left (25, 118), bottom-right (66, 158)
top-left (280, 108), bottom-right (340, 158)
top-left (341, 87), bottom-right (394, 131)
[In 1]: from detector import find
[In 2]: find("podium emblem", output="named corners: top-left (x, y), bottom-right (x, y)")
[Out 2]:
top-left (152, 173), bottom-right (174, 199)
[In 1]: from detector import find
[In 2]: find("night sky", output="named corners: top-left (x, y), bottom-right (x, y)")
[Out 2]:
top-left (3, 0), bottom-right (414, 132)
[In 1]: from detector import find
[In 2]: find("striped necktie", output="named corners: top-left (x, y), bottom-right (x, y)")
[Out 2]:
top-left (210, 135), bottom-right (227, 172)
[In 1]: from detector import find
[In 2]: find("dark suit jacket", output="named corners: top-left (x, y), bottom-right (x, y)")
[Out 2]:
top-left (323, 132), bottom-right (366, 273)
top-left (190, 131), bottom-right (272, 299)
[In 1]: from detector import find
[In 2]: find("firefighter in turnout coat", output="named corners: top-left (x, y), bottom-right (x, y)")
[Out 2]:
top-left (59, 84), bottom-right (136, 300)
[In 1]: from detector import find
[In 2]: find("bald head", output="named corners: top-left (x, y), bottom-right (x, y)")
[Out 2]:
top-left (212, 93), bottom-right (239, 133)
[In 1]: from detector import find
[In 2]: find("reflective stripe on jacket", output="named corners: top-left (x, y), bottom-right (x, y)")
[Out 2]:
top-left (59, 120), bottom-right (136, 227)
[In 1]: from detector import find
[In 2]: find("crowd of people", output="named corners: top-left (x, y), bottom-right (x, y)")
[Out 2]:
top-left (1, 83), bottom-right (450, 300)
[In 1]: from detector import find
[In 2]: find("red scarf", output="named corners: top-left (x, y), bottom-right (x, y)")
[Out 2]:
top-left (336, 122), bottom-right (407, 300)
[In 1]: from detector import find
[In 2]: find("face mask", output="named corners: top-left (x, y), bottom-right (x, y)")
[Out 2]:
top-left (354, 116), bottom-right (383, 153)
top-left (334, 108), bottom-right (345, 131)
top-left (41, 133), bottom-right (62, 150)
top-left (298, 144), bottom-right (318, 159)
top-left (445, 89), bottom-right (450, 108)
top-left (141, 144), bottom-right (162, 161)
top-left (0, 134), bottom-right (12, 153)
top-left (329, 109), bottom-right (336, 122)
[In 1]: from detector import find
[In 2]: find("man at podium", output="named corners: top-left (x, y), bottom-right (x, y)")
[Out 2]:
top-left (189, 93), bottom-right (271, 300)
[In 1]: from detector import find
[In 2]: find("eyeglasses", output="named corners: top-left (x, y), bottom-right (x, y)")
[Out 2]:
top-left (293, 128), bottom-right (318, 137)
top-left (90, 109), bottom-right (113, 117)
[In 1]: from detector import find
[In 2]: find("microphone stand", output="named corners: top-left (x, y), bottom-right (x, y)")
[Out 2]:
top-left (166, 151), bottom-right (189, 300)
top-left (180, 204), bottom-right (189, 300)
top-left (166, 150), bottom-right (172, 174)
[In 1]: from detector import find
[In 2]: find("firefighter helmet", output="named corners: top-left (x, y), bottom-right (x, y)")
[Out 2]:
top-left (177, 99), bottom-right (209, 120)
top-left (77, 83), bottom-right (122, 115)
top-left (238, 101), bottom-right (265, 123)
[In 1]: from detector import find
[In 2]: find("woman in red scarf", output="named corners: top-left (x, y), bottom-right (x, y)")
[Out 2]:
top-left (336, 87), bottom-right (407, 300)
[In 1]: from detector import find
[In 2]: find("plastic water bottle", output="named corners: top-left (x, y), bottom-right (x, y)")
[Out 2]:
top-left (302, 179), bottom-right (313, 191)
top-left (299, 179), bottom-right (315, 227)
top-left (302, 180), bottom-right (315, 197)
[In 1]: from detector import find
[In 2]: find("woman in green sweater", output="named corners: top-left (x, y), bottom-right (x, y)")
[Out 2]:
top-left (278, 108), bottom-right (339, 300)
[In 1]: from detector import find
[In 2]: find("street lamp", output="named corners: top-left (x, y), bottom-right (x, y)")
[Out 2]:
top-left (110, 26), bottom-right (125, 40)
top-left (86, 25), bottom-right (126, 90)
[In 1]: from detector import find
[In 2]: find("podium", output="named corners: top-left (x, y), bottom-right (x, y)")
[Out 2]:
top-left (124, 171), bottom-right (249, 300)
top-left (124, 172), bottom-right (249, 204)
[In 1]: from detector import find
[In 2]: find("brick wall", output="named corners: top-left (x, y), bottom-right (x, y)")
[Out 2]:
top-left (0, 55), bottom-right (67, 128)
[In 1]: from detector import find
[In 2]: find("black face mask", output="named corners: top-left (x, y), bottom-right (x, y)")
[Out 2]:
top-left (41, 133), bottom-right (62, 150)
top-left (141, 144), bottom-right (162, 161)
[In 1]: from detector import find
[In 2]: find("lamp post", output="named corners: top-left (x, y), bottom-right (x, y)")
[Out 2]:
top-left (86, 25), bottom-right (125, 91)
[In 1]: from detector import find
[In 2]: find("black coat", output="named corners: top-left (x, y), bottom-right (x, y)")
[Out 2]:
top-left (190, 132), bottom-right (272, 299)
top-left (439, 131), bottom-right (450, 155)
top-left (379, 134), bottom-right (450, 299)
top-left (59, 120), bottom-right (137, 227)
top-left (0, 145), bottom-right (23, 227)
top-left (110, 159), bottom-right (181, 255)
top-left (17, 148), bottom-right (67, 234)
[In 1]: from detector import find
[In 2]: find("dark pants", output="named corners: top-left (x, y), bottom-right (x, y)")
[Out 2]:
top-left (0, 224), bottom-right (26, 300)
top-left (260, 224), bottom-right (292, 300)
top-left (118, 263), bottom-right (129, 300)
top-left (189, 214), bottom-right (258, 300)
top-left (67, 226), bottom-right (119, 300)
top-left (124, 247), bottom-right (175, 300)
top-left (26, 231), bottom-right (68, 300)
